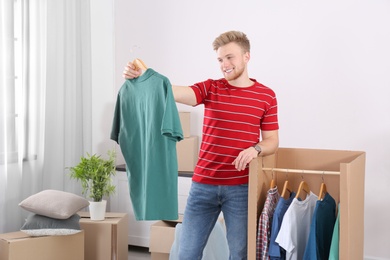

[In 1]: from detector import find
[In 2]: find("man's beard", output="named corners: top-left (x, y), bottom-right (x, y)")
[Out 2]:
top-left (224, 65), bottom-right (244, 82)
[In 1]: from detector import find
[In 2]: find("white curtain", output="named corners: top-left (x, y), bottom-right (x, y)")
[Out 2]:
top-left (0, 0), bottom-right (92, 233)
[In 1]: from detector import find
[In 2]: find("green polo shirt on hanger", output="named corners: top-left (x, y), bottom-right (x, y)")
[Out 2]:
top-left (111, 68), bottom-right (183, 220)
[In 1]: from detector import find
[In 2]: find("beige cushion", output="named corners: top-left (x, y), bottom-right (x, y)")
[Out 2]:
top-left (19, 190), bottom-right (89, 219)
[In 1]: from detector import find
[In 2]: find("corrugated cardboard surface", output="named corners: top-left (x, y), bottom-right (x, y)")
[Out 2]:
top-left (248, 148), bottom-right (365, 260)
top-left (0, 231), bottom-right (84, 260)
top-left (149, 216), bottom-right (225, 259)
top-left (151, 252), bottom-right (169, 260)
top-left (78, 212), bottom-right (128, 260)
top-left (149, 215), bottom-right (183, 259)
top-left (179, 112), bottom-right (191, 138)
top-left (177, 136), bottom-right (198, 171)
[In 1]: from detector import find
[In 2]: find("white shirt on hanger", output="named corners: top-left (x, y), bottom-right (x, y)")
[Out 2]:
top-left (275, 191), bottom-right (318, 260)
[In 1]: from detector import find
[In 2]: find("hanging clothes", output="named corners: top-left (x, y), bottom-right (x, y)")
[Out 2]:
top-left (303, 192), bottom-right (336, 259)
top-left (328, 203), bottom-right (340, 260)
top-left (275, 192), bottom-right (318, 260)
top-left (256, 186), bottom-right (280, 259)
top-left (268, 191), bottom-right (296, 260)
top-left (111, 68), bottom-right (183, 220)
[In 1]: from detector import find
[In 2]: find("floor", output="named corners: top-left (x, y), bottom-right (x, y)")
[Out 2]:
top-left (128, 245), bottom-right (151, 260)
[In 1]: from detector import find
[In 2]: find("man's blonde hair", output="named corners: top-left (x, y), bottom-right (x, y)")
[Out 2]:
top-left (212, 31), bottom-right (250, 53)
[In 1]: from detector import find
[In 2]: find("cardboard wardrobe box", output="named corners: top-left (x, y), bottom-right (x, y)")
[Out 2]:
top-left (0, 231), bottom-right (84, 260)
top-left (179, 112), bottom-right (190, 138)
top-left (177, 136), bottom-right (199, 172)
top-left (149, 215), bottom-right (184, 260)
top-left (247, 148), bottom-right (366, 260)
top-left (78, 212), bottom-right (128, 260)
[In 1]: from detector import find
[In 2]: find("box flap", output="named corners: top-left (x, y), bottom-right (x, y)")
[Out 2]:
top-left (0, 231), bottom-right (31, 242)
top-left (0, 231), bottom-right (84, 260)
top-left (78, 211), bottom-right (128, 219)
top-left (162, 214), bottom-right (183, 224)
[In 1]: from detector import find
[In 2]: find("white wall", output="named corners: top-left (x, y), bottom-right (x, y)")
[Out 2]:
top-left (90, 0), bottom-right (116, 157)
top-left (109, 0), bottom-right (390, 258)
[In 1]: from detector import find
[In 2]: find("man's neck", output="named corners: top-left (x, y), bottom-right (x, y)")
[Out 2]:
top-left (228, 73), bottom-right (253, 88)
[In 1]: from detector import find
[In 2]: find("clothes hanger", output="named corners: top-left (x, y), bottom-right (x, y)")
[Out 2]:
top-left (318, 183), bottom-right (327, 201)
top-left (281, 169), bottom-right (292, 199)
top-left (269, 169), bottom-right (276, 190)
top-left (318, 172), bottom-right (327, 201)
top-left (133, 58), bottom-right (148, 73)
top-left (269, 179), bottom-right (276, 190)
top-left (295, 172), bottom-right (310, 199)
top-left (129, 45), bottom-right (147, 73)
top-left (281, 180), bottom-right (292, 199)
top-left (295, 181), bottom-right (310, 199)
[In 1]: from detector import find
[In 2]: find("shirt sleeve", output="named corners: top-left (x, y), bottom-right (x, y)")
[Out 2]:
top-left (189, 79), bottom-right (213, 105)
top-left (161, 78), bottom-right (183, 142)
top-left (110, 92), bottom-right (122, 143)
top-left (260, 90), bottom-right (279, 131)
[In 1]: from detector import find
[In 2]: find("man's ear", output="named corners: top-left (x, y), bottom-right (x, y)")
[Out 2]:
top-left (244, 51), bottom-right (250, 63)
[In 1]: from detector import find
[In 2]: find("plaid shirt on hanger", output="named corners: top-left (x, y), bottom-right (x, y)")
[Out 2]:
top-left (256, 186), bottom-right (280, 260)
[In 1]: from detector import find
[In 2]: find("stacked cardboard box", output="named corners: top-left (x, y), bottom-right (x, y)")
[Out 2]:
top-left (149, 216), bottom-right (225, 260)
top-left (78, 212), bottom-right (128, 260)
top-left (149, 216), bottom-right (183, 260)
top-left (178, 112), bottom-right (190, 138)
top-left (0, 231), bottom-right (84, 260)
top-left (177, 112), bottom-right (198, 172)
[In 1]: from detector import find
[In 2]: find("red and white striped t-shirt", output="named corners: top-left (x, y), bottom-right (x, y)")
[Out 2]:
top-left (190, 78), bottom-right (279, 185)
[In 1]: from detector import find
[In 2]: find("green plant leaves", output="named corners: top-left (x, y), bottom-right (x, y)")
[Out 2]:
top-left (68, 149), bottom-right (116, 202)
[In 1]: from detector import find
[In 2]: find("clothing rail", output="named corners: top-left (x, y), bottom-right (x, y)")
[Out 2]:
top-left (261, 167), bottom-right (340, 175)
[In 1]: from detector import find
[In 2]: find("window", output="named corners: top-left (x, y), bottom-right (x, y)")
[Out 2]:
top-left (1, 0), bottom-right (23, 164)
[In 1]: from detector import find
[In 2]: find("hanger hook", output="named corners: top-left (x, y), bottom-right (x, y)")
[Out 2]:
top-left (301, 169), bottom-right (305, 180)
top-left (286, 169), bottom-right (289, 181)
top-left (322, 171), bottom-right (325, 182)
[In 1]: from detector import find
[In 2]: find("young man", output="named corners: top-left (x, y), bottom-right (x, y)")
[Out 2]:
top-left (123, 31), bottom-right (279, 259)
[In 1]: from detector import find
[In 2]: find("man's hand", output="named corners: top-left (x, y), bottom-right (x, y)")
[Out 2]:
top-left (123, 62), bottom-right (142, 79)
top-left (232, 146), bottom-right (258, 171)
top-left (232, 130), bottom-right (279, 171)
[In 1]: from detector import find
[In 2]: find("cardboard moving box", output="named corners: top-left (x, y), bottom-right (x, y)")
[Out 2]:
top-left (149, 216), bottom-right (183, 260)
top-left (149, 216), bottom-right (225, 260)
top-left (0, 231), bottom-right (84, 260)
top-left (177, 136), bottom-right (198, 172)
top-left (179, 112), bottom-right (190, 138)
top-left (78, 212), bottom-right (128, 260)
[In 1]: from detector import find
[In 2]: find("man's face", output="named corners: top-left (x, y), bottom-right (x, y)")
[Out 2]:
top-left (217, 42), bottom-right (249, 82)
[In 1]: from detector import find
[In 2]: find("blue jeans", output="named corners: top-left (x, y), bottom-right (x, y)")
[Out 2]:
top-left (178, 182), bottom-right (248, 260)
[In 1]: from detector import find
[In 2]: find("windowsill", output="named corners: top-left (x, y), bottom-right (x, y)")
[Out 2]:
top-left (0, 152), bottom-right (37, 165)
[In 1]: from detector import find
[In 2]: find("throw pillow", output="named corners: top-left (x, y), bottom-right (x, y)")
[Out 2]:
top-left (21, 213), bottom-right (82, 236)
top-left (19, 189), bottom-right (89, 219)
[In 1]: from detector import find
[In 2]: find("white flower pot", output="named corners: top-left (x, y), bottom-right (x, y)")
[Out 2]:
top-left (89, 200), bottom-right (107, 221)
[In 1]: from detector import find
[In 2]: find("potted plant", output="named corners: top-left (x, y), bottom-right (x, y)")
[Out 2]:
top-left (68, 149), bottom-right (116, 220)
